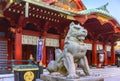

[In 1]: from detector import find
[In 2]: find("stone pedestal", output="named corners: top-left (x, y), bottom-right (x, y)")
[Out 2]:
top-left (40, 74), bottom-right (103, 81)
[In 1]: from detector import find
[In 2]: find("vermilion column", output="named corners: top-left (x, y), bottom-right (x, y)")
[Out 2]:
top-left (41, 22), bottom-right (49, 67)
top-left (14, 15), bottom-right (24, 62)
top-left (41, 36), bottom-right (46, 67)
top-left (111, 44), bottom-right (116, 65)
top-left (103, 43), bottom-right (108, 65)
top-left (15, 31), bottom-right (22, 61)
top-left (92, 41), bottom-right (97, 66)
top-left (60, 38), bottom-right (64, 50)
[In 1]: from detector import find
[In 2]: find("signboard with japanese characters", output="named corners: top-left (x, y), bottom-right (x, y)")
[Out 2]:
top-left (22, 35), bottom-right (39, 45)
top-left (97, 44), bottom-right (103, 50)
top-left (85, 43), bottom-right (92, 50)
top-left (106, 45), bottom-right (111, 51)
top-left (46, 38), bottom-right (59, 47)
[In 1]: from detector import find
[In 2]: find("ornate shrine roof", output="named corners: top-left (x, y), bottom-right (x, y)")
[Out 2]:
top-left (77, 3), bottom-right (120, 27)
top-left (23, 0), bottom-right (75, 15)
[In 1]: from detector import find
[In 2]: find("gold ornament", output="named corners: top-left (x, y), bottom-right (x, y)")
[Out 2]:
top-left (24, 71), bottom-right (34, 81)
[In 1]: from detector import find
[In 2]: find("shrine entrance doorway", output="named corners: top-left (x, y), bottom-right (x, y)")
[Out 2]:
top-left (46, 47), bottom-right (56, 65)
top-left (22, 45), bottom-right (37, 61)
top-left (86, 50), bottom-right (92, 66)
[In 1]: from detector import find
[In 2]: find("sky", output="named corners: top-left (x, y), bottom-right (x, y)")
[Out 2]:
top-left (82, 0), bottom-right (120, 23)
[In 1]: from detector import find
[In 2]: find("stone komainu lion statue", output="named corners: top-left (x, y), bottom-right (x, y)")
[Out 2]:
top-left (47, 22), bottom-right (90, 79)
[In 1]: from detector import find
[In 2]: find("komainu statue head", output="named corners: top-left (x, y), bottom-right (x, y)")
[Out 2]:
top-left (66, 22), bottom-right (87, 42)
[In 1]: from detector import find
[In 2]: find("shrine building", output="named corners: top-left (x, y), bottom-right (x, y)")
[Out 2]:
top-left (0, 0), bottom-right (120, 67)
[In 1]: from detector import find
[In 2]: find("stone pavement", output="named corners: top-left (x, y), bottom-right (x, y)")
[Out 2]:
top-left (90, 66), bottom-right (120, 77)
top-left (37, 66), bottom-right (120, 81)
top-left (91, 66), bottom-right (120, 81)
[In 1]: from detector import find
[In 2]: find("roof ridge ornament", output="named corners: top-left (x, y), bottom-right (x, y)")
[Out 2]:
top-left (97, 2), bottom-right (109, 13)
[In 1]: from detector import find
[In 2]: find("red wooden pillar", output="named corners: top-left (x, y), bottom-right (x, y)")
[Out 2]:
top-left (60, 38), bottom-right (64, 50)
top-left (41, 36), bottom-right (47, 67)
top-left (14, 15), bottom-right (24, 61)
top-left (111, 44), bottom-right (116, 65)
top-left (60, 26), bottom-right (68, 50)
top-left (41, 22), bottom-right (49, 67)
top-left (103, 43), bottom-right (108, 65)
top-left (15, 31), bottom-right (22, 61)
top-left (92, 41), bottom-right (97, 66)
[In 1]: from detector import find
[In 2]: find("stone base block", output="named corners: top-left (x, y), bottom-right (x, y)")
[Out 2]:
top-left (41, 74), bottom-right (103, 81)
